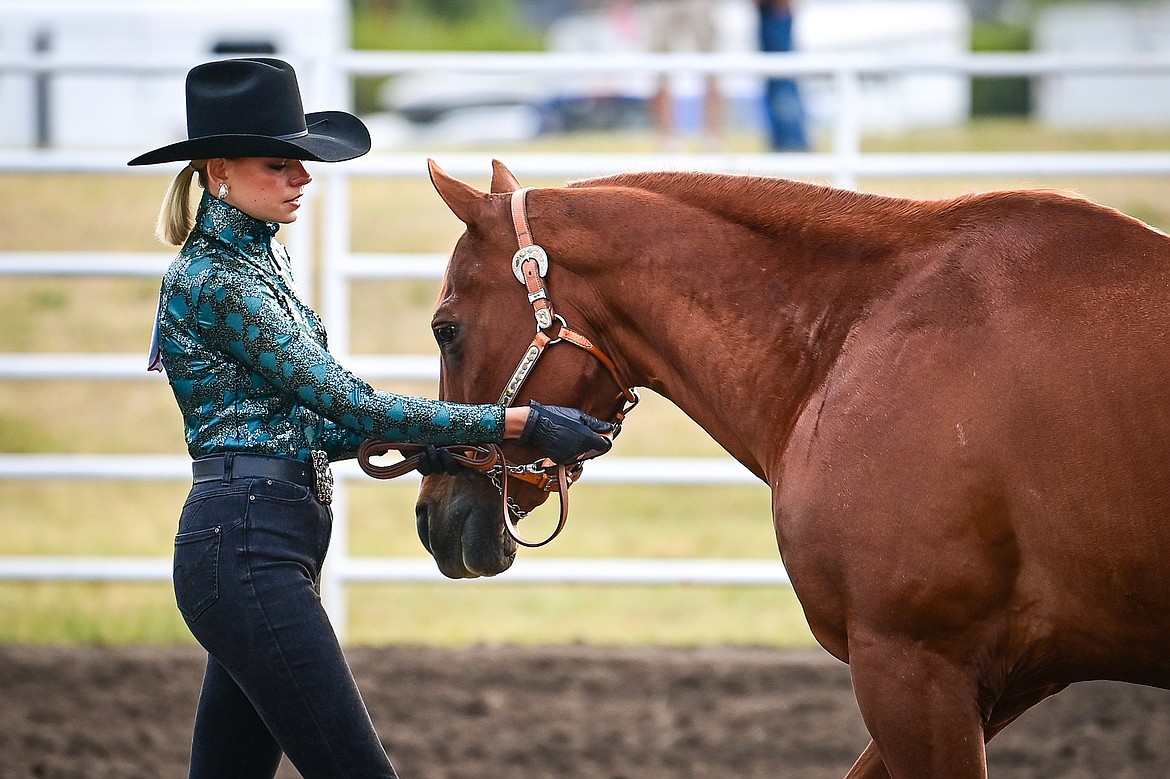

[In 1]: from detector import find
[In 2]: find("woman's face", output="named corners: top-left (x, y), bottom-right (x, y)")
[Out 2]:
top-left (213, 157), bottom-right (312, 224)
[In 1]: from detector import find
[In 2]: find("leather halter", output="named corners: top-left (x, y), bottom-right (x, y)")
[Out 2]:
top-left (358, 187), bottom-right (638, 548)
top-left (502, 188), bottom-right (638, 411)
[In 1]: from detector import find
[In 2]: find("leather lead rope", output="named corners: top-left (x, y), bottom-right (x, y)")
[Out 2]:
top-left (357, 442), bottom-right (500, 480)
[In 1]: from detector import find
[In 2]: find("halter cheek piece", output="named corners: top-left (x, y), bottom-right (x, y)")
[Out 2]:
top-left (358, 187), bottom-right (639, 547)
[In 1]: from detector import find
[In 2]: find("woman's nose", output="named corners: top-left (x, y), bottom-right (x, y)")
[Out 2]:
top-left (292, 161), bottom-right (312, 186)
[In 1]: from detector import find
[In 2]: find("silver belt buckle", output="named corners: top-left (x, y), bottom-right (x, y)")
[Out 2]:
top-left (311, 450), bottom-right (333, 505)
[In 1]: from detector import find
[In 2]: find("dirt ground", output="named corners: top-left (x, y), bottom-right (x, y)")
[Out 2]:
top-left (2, 645), bottom-right (1169, 779)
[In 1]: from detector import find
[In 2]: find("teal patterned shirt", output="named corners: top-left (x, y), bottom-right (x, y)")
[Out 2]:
top-left (154, 193), bottom-right (504, 462)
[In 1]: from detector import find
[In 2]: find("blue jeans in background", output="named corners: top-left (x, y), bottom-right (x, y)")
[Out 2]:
top-left (759, 8), bottom-right (810, 151)
top-left (174, 475), bottom-right (398, 779)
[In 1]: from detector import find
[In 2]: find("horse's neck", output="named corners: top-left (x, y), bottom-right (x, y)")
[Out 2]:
top-left (560, 199), bottom-right (903, 479)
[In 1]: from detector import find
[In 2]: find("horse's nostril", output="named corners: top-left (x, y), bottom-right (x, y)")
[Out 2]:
top-left (415, 504), bottom-right (433, 555)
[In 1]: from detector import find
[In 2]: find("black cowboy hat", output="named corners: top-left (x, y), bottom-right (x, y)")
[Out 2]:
top-left (128, 57), bottom-right (370, 166)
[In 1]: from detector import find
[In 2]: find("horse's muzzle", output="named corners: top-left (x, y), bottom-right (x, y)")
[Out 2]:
top-left (415, 484), bottom-right (516, 579)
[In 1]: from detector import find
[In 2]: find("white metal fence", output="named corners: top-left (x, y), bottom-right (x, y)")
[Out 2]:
top-left (3, 50), bottom-right (1170, 638)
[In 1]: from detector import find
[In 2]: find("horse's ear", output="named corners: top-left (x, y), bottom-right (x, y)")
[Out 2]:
top-left (489, 159), bottom-right (521, 194)
top-left (428, 158), bottom-right (490, 227)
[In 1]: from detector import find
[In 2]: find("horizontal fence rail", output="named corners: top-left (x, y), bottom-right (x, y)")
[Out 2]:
top-left (3, 50), bottom-right (1169, 638)
top-left (0, 556), bottom-right (790, 586)
top-left (0, 453), bottom-right (759, 484)
top-left (0, 456), bottom-right (775, 586)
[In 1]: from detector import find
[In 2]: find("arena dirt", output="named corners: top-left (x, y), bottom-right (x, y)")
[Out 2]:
top-left (1, 644), bottom-right (1168, 778)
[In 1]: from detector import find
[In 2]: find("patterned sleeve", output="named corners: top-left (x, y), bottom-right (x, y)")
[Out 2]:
top-left (194, 267), bottom-right (505, 447)
top-left (317, 419), bottom-right (365, 461)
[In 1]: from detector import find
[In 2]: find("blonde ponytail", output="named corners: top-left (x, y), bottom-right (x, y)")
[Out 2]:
top-left (155, 161), bottom-right (207, 246)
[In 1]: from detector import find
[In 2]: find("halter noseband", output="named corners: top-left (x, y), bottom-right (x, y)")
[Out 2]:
top-left (358, 186), bottom-right (638, 547)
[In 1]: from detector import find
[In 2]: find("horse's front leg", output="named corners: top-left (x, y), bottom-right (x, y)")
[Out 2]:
top-left (843, 680), bottom-right (1067, 778)
top-left (844, 632), bottom-right (990, 779)
top-left (844, 741), bottom-right (888, 779)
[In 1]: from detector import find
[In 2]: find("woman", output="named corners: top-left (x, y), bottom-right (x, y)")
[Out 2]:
top-left (130, 57), bottom-right (612, 779)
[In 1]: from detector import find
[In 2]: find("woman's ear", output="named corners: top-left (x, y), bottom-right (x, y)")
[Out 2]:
top-left (205, 158), bottom-right (229, 187)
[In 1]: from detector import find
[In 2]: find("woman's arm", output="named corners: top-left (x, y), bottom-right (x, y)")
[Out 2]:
top-left (197, 269), bottom-right (506, 446)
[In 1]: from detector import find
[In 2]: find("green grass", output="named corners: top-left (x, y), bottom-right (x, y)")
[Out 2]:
top-left (0, 581), bottom-right (812, 647)
top-left (346, 584), bottom-right (811, 647)
top-left (352, 0), bottom-right (543, 53)
top-left (0, 583), bottom-right (191, 645)
top-left (3, 119), bottom-right (1169, 646)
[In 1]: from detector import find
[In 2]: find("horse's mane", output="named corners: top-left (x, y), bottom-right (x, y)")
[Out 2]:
top-left (567, 171), bottom-right (1112, 254)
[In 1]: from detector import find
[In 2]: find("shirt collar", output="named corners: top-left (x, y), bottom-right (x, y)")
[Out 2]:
top-left (192, 192), bottom-right (279, 260)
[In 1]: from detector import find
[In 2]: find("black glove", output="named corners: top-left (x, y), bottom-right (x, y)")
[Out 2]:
top-left (518, 400), bottom-right (614, 464)
top-left (415, 444), bottom-right (463, 476)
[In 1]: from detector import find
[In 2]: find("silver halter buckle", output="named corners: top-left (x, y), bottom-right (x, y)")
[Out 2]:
top-left (512, 244), bottom-right (549, 283)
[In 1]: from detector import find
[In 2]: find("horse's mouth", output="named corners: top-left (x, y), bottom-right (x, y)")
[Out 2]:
top-left (415, 486), bottom-right (516, 579)
top-left (461, 499), bottom-right (517, 577)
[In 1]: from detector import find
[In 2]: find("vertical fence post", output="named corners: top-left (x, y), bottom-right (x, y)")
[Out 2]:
top-left (832, 65), bottom-right (862, 190)
top-left (319, 159), bottom-right (355, 638)
top-left (33, 30), bottom-right (52, 148)
top-left (321, 170), bottom-right (352, 356)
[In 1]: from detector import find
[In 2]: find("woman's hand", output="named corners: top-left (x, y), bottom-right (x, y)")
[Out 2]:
top-left (415, 444), bottom-right (464, 476)
top-left (512, 400), bottom-right (615, 464)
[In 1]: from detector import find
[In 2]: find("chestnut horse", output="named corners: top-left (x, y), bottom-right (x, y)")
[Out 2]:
top-left (415, 159), bottom-right (1170, 778)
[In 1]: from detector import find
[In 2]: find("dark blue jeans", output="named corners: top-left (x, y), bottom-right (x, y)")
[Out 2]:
top-left (759, 8), bottom-right (809, 151)
top-left (174, 474), bottom-right (398, 778)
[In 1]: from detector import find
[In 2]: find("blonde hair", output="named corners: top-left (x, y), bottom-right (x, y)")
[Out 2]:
top-left (155, 160), bottom-right (209, 246)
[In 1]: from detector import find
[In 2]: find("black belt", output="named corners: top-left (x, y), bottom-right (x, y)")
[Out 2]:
top-left (191, 452), bottom-right (332, 504)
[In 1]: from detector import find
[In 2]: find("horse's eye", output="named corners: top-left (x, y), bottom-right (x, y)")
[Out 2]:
top-left (433, 324), bottom-right (458, 347)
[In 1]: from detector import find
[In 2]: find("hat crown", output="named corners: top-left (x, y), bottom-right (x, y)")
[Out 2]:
top-left (186, 58), bottom-right (308, 142)
top-left (127, 56), bottom-right (370, 166)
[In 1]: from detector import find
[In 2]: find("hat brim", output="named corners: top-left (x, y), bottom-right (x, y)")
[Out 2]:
top-left (127, 111), bottom-right (371, 166)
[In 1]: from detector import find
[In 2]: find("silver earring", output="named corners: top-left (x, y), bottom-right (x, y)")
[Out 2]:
top-left (217, 183), bottom-right (229, 200)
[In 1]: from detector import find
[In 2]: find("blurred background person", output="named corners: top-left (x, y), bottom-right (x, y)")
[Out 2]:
top-left (642, 0), bottom-right (724, 151)
top-left (757, 0), bottom-right (809, 150)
